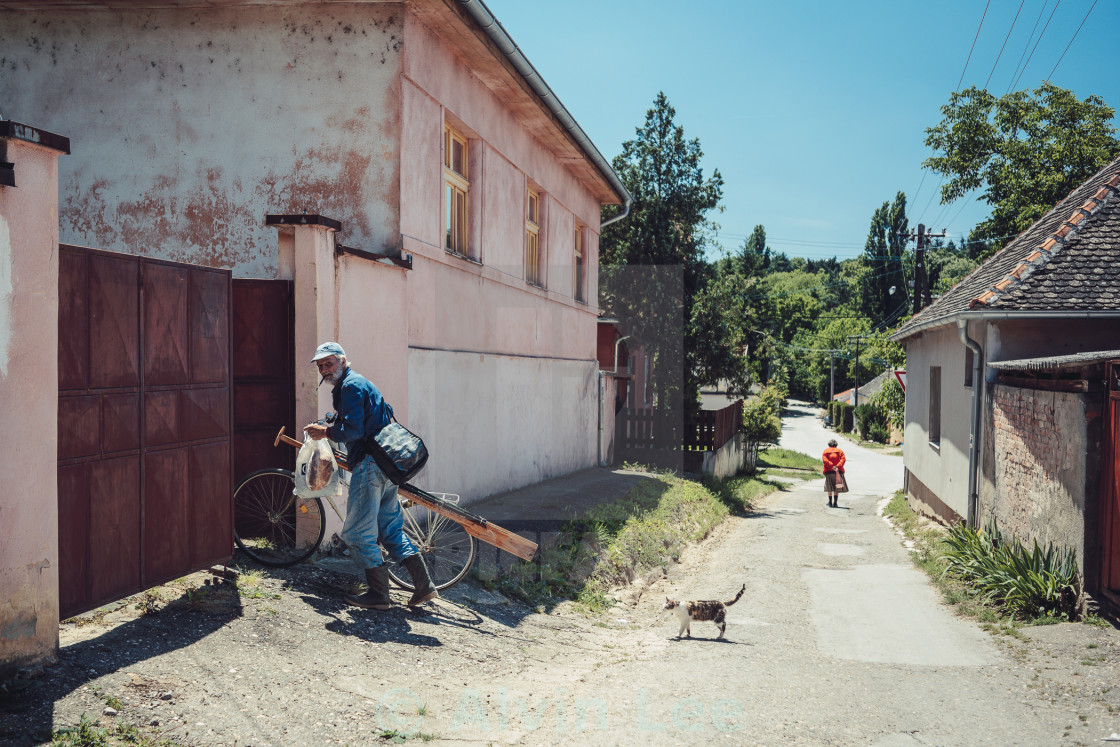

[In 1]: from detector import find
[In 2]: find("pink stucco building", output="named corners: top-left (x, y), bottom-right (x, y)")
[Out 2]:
top-left (1, 0), bottom-right (630, 503)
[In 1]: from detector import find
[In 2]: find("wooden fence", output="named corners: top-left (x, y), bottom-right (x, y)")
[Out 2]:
top-left (616, 400), bottom-right (743, 469)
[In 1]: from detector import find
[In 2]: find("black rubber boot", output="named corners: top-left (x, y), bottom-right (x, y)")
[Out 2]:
top-left (402, 554), bottom-right (439, 607)
top-left (345, 566), bottom-right (392, 610)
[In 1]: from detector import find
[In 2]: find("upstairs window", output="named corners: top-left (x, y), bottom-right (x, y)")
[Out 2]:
top-left (444, 125), bottom-right (469, 256)
top-left (526, 188), bottom-right (541, 286)
top-left (573, 224), bottom-right (586, 302)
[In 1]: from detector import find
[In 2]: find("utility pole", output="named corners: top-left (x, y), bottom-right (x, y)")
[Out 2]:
top-left (907, 223), bottom-right (948, 314)
top-left (847, 335), bottom-right (871, 408)
top-left (829, 352), bottom-right (835, 404)
top-left (912, 224), bottom-right (925, 315)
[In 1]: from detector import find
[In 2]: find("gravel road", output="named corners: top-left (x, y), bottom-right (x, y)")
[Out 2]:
top-left (3, 402), bottom-right (1119, 746)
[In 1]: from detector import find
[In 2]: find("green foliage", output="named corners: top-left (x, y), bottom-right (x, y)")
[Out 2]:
top-left (861, 192), bottom-right (909, 323)
top-left (832, 402), bottom-right (854, 433)
top-left (51, 716), bottom-right (110, 747)
top-left (853, 403), bottom-right (888, 442)
top-left (600, 91), bottom-right (724, 420)
top-left (871, 377), bottom-right (905, 429)
top-left (924, 83), bottom-right (1120, 259)
top-left (480, 474), bottom-right (752, 611)
top-left (741, 385), bottom-right (783, 448)
top-left (941, 520), bottom-right (1083, 620)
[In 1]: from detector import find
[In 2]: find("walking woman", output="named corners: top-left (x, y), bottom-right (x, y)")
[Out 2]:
top-left (822, 438), bottom-right (848, 507)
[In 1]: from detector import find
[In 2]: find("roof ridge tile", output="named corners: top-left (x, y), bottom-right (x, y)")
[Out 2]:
top-left (967, 174), bottom-right (1120, 309)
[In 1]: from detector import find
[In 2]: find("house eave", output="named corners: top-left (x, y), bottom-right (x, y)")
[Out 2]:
top-left (890, 309), bottom-right (1120, 344)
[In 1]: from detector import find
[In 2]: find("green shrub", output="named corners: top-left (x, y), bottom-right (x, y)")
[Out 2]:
top-left (871, 378), bottom-right (906, 429)
top-left (743, 384), bottom-right (783, 450)
top-left (941, 520), bottom-right (1082, 620)
top-left (854, 403), bottom-right (888, 441)
top-left (867, 423), bottom-right (889, 443)
top-left (833, 402), bottom-right (854, 433)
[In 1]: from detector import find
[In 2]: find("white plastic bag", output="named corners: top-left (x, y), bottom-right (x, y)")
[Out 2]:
top-left (294, 434), bottom-right (344, 498)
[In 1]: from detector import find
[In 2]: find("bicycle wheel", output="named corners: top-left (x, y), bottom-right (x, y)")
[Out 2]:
top-left (386, 501), bottom-right (477, 591)
top-left (234, 468), bottom-right (326, 567)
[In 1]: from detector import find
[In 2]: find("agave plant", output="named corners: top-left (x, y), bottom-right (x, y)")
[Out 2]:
top-left (940, 520), bottom-right (1082, 620)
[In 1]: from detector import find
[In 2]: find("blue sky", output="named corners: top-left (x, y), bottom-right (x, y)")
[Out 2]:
top-left (482, 0), bottom-right (1120, 261)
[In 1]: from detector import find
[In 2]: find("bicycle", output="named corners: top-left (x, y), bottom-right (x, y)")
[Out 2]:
top-left (233, 467), bottom-right (477, 592)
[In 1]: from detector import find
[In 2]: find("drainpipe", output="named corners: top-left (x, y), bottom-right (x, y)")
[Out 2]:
top-left (598, 335), bottom-right (631, 466)
top-left (958, 320), bottom-right (984, 528)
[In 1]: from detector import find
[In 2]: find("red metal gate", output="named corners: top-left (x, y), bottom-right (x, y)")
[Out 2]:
top-left (232, 279), bottom-right (295, 480)
top-left (1100, 361), bottom-right (1120, 603)
top-left (58, 246), bottom-right (233, 619)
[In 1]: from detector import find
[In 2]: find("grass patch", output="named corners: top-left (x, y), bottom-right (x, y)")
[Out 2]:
top-left (757, 447), bottom-right (819, 471)
top-left (475, 471), bottom-right (780, 612)
top-left (50, 716), bottom-right (181, 747)
top-left (885, 490), bottom-right (1089, 628)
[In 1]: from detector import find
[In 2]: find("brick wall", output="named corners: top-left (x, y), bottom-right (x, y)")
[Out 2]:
top-left (983, 384), bottom-right (1094, 572)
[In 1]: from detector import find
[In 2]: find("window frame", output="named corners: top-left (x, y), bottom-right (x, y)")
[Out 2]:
top-left (525, 187), bottom-right (542, 287)
top-left (573, 223), bottom-right (586, 302)
top-left (928, 366), bottom-right (941, 447)
top-left (443, 125), bottom-right (470, 258)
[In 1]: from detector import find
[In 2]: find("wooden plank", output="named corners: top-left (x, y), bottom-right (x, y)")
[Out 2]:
top-left (399, 485), bottom-right (538, 562)
top-left (997, 375), bottom-right (1090, 392)
top-left (275, 427), bottom-right (538, 561)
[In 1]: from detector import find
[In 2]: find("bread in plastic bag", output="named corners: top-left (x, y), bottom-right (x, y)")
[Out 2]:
top-left (295, 434), bottom-right (343, 497)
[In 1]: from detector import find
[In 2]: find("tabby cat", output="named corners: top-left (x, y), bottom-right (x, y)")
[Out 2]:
top-left (663, 584), bottom-right (745, 640)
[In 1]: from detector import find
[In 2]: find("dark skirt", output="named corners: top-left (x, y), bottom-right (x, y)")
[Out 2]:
top-left (824, 470), bottom-right (849, 493)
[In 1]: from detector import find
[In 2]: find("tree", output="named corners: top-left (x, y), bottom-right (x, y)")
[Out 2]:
top-left (924, 83), bottom-right (1119, 258)
top-left (859, 192), bottom-right (909, 324)
top-left (600, 92), bottom-right (724, 429)
top-left (741, 224), bottom-right (770, 278)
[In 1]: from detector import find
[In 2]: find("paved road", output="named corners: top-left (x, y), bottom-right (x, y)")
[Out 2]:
top-left (406, 400), bottom-right (1084, 745)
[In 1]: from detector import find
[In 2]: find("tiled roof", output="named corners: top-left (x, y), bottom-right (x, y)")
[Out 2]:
top-left (893, 155), bottom-right (1120, 340)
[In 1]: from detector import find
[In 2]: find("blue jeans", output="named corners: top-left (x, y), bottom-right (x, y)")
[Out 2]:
top-left (341, 456), bottom-right (418, 570)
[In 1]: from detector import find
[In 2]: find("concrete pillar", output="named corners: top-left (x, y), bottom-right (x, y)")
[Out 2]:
top-left (266, 215), bottom-right (340, 432)
top-left (0, 121), bottom-right (70, 676)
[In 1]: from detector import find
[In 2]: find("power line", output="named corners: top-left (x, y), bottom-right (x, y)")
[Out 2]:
top-left (910, 169), bottom-right (929, 212)
top-left (1011, 0), bottom-right (1061, 91)
top-left (1006, 0), bottom-right (1049, 94)
top-left (985, 0), bottom-right (1027, 89)
top-left (1047, 0), bottom-right (1097, 80)
top-left (958, 0), bottom-right (993, 90)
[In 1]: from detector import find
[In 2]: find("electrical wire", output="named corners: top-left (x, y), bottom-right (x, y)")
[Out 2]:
top-left (958, 0), bottom-right (993, 90)
top-left (1011, 0), bottom-right (1061, 91)
top-left (1046, 0), bottom-right (1097, 80)
top-left (1005, 0), bottom-right (1049, 94)
top-left (985, 0), bottom-right (1027, 89)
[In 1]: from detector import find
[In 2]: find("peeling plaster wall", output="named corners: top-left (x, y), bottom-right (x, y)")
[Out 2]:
top-left (981, 385), bottom-right (1096, 574)
top-left (0, 138), bottom-right (62, 675)
top-left (0, 5), bottom-right (404, 276)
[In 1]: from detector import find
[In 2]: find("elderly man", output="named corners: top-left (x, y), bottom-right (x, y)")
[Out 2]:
top-left (303, 341), bottom-right (437, 609)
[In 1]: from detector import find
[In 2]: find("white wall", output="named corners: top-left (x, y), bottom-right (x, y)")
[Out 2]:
top-left (408, 348), bottom-right (597, 503)
top-left (902, 324), bottom-right (976, 519)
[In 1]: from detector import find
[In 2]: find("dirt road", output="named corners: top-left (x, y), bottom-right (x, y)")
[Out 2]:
top-left (5, 403), bottom-right (1120, 746)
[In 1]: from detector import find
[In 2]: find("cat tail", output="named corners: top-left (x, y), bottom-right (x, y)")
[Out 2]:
top-left (725, 584), bottom-right (746, 606)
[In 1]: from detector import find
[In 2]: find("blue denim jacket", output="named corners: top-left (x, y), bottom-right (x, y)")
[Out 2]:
top-left (327, 367), bottom-right (392, 466)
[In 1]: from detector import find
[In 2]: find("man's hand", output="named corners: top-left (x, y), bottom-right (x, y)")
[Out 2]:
top-left (304, 423), bottom-right (330, 441)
